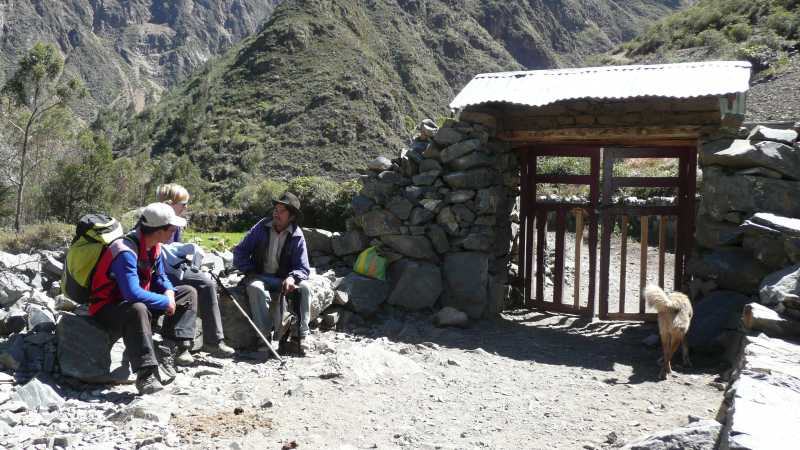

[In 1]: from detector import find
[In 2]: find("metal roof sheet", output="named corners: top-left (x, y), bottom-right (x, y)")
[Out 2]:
top-left (449, 61), bottom-right (752, 110)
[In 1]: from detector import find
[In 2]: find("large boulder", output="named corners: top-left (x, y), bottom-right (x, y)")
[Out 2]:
top-left (701, 167), bottom-right (800, 221)
top-left (701, 139), bottom-right (800, 180)
top-left (686, 290), bottom-right (751, 353)
top-left (442, 252), bottom-right (489, 319)
top-left (335, 273), bottom-right (389, 316)
top-left (687, 248), bottom-right (770, 294)
top-left (740, 213), bottom-right (800, 269)
top-left (694, 214), bottom-right (741, 248)
top-left (386, 197), bottom-right (413, 221)
top-left (56, 313), bottom-right (130, 383)
top-left (747, 125), bottom-right (799, 145)
top-left (759, 264), bottom-right (800, 309)
top-left (218, 284), bottom-right (259, 349)
top-left (621, 419), bottom-right (721, 450)
top-left (443, 168), bottom-right (495, 190)
top-left (302, 228), bottom-right (334, 254)
top-left (379, 235), bottom-right (438, 262)
top-left (0, 251), bottom-right (41, 273)
top-left (0, 272), bottom-right (30, 307)
top-left (331, 230), bottom-right (369, 256)
top-left (387, 260), bottom-right (442, 310)
top-left (440, 138), bottom-right (481, 163)
top-left (433, 127), bottom-right (464, 146)
top-left (356, 210), bottom-right (402, 237)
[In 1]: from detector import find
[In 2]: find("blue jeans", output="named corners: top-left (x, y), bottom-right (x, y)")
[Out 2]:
top-left (243, 274), bottom-right (311, 341)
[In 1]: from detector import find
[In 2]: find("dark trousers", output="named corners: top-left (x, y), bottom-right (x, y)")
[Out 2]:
top-left (168, 268), bottom-right (224, 344)
top-left (94, 285), bottom-right (198, 371)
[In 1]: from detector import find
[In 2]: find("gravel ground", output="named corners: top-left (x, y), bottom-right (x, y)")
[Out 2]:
top-left (4, 310), bottom-right (725, 450)
top-left (747, 53), bottom-right (800, 123)
top-left (533, 228), bottom-right (676, 315)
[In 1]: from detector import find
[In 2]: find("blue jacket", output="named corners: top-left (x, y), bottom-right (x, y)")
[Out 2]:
top-left (233, 219), bottom-right (310, 283)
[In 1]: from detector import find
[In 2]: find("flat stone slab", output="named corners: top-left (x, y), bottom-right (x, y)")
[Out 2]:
top-left (722, 334), bottom-right (800, 450)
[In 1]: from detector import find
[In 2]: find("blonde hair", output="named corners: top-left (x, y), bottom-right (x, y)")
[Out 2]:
top-left (156, 183), bottom-right (190, 205)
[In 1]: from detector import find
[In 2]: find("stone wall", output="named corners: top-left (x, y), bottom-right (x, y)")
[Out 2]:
top-left (686, 124), bottom-right (800, 348)
top-left (344, 118), bottom-right (521, 319)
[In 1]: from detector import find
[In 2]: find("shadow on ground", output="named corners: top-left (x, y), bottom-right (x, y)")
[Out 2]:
top-left (357, 307), bottom-right (724, 385)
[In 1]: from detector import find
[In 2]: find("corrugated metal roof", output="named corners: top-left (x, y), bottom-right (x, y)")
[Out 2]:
top-left (449, 61), bottom-right (752, 110)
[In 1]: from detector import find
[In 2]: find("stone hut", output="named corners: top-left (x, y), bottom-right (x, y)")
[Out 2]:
top-left (346, 61), bottom-right (753, 320)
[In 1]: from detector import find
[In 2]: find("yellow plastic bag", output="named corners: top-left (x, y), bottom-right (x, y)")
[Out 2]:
top-left (353, 246), bottom-right (387, 280)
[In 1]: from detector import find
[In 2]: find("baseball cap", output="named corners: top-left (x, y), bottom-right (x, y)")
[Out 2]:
top-left (140, 202), bottom-right (187, 228)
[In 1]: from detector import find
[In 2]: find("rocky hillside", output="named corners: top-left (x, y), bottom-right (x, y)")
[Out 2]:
top-left (109, 0), bottom-right (687, 190)
top-left (0, 0), bottom-right (279, 116)
top-left (594, 0), bottom-right (800, 121)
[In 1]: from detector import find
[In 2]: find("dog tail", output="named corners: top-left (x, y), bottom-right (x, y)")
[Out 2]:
top-left (644, 284), bottom-right (681, 312)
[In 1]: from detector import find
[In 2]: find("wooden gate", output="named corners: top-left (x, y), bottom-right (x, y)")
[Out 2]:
top-left (518, 145), bottom-right (696, 321)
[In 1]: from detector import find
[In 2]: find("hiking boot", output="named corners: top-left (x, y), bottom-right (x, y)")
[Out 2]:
top-left (136, 367), bottom-right (164, 395)
top-left (298, 335), bottom-right (312, 356)
top-left (174, 340), bottom-right (195, 366)
top-left (202, 340), bottom-right (235, 358)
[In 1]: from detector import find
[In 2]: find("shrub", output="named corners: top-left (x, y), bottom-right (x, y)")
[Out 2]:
top-left (231, 178), bottom-right (288, 223)
top-left (0, 222), bottom-right (74, 252)
top-left (724, 22), bottom-right (753, 42)
top-left (766, 8), bottom-right (800, 38)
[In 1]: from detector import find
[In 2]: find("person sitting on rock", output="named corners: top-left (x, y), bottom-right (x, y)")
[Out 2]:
top-left (232, 191), bottom-right (312, 355)
top-left (155, 183), bottom-right (235, 358)
top-left (90, 202), bottom-right (198, 395)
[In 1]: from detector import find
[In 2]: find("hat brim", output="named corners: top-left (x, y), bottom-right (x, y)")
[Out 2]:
top-left (170, 216), bottom-right (188, 228)
top-left (272, 200), bottom-right (299, 215)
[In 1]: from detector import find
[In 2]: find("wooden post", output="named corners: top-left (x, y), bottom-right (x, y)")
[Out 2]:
top-left (640, 215), bottom-right (649, 314)
top-left (574, 209), bottom-right (584, 309)
top-left (554, 210), bottom-right (566, 305)
top-left (619, 215), bottom-right (629, 314)
top-left (658, 215), bottom-right (667, 288)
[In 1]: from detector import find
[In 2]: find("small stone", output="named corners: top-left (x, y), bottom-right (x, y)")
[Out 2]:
top-left (261, 400), bottom-right (274, 409)
top-left (368, 156), bottom-right (393, 172)
top-left (233, 406), bottom-right (244, 415)
top-left (194, 369), bottom-right (222, 378)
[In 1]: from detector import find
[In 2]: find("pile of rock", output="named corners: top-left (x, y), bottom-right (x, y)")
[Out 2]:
top-left (687, 124), bottom-right (800, 345)
top-left (334, 118), bottom-right (520, 320)
top-left (0, 250), bottom-right (66, 383)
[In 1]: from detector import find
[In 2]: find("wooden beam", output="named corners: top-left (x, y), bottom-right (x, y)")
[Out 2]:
top-left (498, 126), bottom-right (710, 144)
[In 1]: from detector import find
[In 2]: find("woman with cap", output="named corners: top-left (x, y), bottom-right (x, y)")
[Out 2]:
top-left (232, 191), bottom-right (313, 354)
top-left (156, 183), bottom-right (235, 358)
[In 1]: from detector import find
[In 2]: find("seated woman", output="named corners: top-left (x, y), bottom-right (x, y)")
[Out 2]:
top-left (156, 183), bottom-right (235, 358)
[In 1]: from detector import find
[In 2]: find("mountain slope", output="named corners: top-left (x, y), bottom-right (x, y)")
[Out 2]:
top-left (113, 0), bottom-right (686, 196)
top-left (594, 0), bottom-right (800, 121)
top-left (0, 0), bottom-right (278, 116)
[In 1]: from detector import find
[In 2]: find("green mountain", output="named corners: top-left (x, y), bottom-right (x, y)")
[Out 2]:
top-left (0, 0), bottom-right (278, 117)
top-left (594, 0), bottom-right (800, 121)
top-left (109, 0), bottom-right (687, 197)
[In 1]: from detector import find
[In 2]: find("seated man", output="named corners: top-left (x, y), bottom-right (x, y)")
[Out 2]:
top-left (90, 203), bottom-right (198, 395)
top-left (232, 192), bottom-right (312, 354)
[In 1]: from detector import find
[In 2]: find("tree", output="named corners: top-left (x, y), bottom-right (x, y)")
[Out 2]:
top-left (44, 131), bottom-right (114, 222)
top-left (0, 42), bottom-right (85, 231)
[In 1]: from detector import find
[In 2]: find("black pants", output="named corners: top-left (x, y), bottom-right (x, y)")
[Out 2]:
top-left (94, 285), bottom-right (197, 371)
top-left (168, 268), bottom-right (224, 344)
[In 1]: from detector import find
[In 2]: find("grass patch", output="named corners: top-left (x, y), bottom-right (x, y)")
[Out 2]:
top-left (183, 230), bottom-right (245, 252)
top-left (0, 222), bottom-right (74, 253)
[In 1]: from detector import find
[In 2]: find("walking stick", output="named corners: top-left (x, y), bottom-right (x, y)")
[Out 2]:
top-left (209, 271), bottom-right (284, 364)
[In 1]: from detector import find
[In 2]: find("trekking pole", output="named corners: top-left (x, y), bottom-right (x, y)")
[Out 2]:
top-left (209, 271), bottom-right (284, 364)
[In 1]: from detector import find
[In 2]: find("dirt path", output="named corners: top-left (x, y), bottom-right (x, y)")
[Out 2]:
top-left (159, 311), bottom-right (722, 449)
top-left (535, 229), bottom-right (677, 315)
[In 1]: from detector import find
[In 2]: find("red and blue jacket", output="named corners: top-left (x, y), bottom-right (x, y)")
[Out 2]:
top-left (89, 230), bottom-right (173, 315)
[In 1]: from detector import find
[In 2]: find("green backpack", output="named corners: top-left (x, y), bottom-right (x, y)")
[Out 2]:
top-left (62, 214), bottom-right (124, 303)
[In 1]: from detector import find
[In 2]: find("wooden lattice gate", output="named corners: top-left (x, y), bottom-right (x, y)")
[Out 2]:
top-left (518, 145), bottom-right (697, 321)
